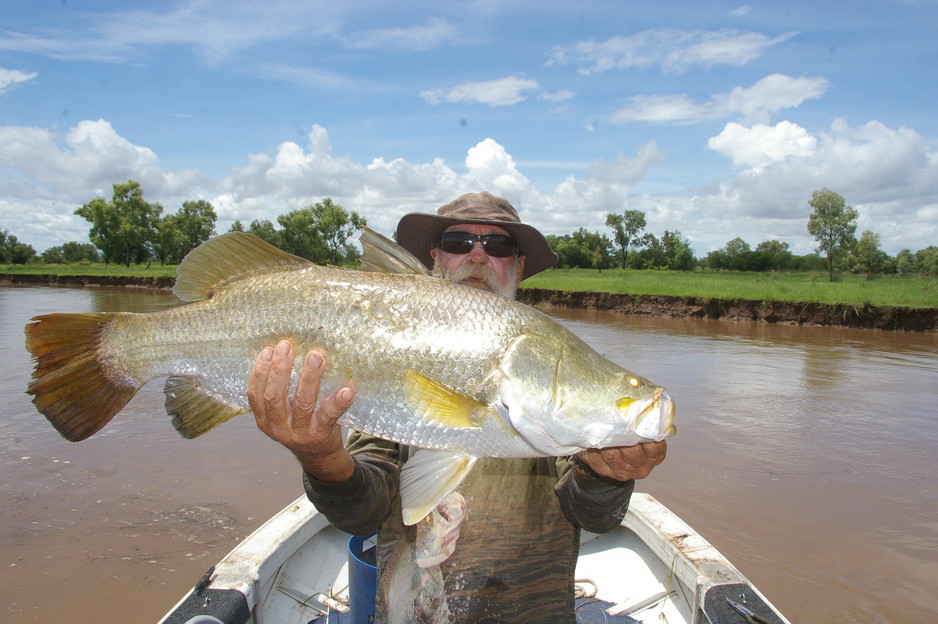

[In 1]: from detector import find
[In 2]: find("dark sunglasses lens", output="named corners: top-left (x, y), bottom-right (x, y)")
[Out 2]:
top-left (439, 233), bottom-right (516, 257)
top-left (439, 234), bottom-right (475, 254)
top-left (481, 236), bottom-right (516, 257)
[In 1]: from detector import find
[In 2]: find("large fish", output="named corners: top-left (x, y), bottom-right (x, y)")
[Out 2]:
top-left (25, 228), bottom-right (675, 524)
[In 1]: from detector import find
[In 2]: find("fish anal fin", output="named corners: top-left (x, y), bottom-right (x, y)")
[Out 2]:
top-left (400, 450), bottom-right (477, 525)
top-left (25, 312), bottom-right (138, 442)
top-left (404, 370), bottom-right (486, 429)
top-left (165, 377), bottom-right (248, 439)
top-left (173, 232), bottom-right (313, 302)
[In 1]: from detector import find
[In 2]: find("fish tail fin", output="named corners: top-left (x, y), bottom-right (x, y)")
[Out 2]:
top-left (25, 313), bottom-right (138, 441)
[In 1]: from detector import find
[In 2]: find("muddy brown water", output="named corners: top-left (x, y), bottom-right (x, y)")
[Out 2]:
top-left (2, 285), bottom-right (936, 623)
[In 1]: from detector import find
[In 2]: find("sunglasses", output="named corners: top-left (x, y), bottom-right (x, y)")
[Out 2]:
top-left (437, 231), bottom-right (519, 258)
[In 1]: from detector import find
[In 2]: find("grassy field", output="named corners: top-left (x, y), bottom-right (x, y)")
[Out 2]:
top-left (3, 263), bottom-right (937, 308)
top-left (1, 262), bottom-right (178, 278)
top-left (522, 268), bottom-right (938, 308)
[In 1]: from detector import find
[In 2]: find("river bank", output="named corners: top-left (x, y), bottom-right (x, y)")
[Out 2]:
top-left (4, 272), bottom-right (936, 331)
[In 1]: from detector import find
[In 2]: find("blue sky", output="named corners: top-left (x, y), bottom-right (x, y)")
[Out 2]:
top-left (1, 0), bottom-right (936, 258)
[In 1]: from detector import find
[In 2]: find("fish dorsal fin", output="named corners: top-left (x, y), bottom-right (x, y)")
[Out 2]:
top-left (359, 226), bottom-right (431, 276)
top-left (400, 450), bottom-right (477, 525)
top-left (173, 232), bottom-right (313, 302)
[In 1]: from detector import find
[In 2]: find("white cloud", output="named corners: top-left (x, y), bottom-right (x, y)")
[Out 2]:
top-left (0, 1), bottom-right (347, 64)
top-left (694, 118), bottom-right (938, 253)
top-left (612, 74), bottom-right (829, 125)
top-left (421, 76), bottom-right (540, 106)
top-left (0, 120), bottom-right (208, 249)
top-left (729, 6), bottom-right (752, 17)
top-left (708, 121), bottom-right (817, 168)
top-left (1, 119), bottom-right (933, 258)
top-left (548, 28), bottom-right (796, 75)
top-left (346, 18), bottom-right (457, 51)
top-left (0, 67), bottom-right (37, 94)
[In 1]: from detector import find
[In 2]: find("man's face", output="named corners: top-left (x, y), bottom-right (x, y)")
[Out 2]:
top-left (430, 223), bottom-right (526, 299)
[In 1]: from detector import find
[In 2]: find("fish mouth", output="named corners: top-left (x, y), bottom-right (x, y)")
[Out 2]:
top-left (631, 390), bottom-right (676, 440)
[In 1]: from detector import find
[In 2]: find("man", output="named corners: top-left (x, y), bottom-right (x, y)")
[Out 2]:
top-left (248, 192), bottom-right (666, 623)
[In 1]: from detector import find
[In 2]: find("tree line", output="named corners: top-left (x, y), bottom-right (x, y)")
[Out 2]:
top-left (1, 180), bottom-right (365, 267)
top-left (2, 183), bottom-right (936, 279)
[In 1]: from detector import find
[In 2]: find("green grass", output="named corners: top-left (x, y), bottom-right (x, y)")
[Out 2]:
top-left (0, 262), bottom-right (177, 278)
top-left (3, 263), bottom-right (937, 309)
top-left (522, 268), bottom-right (938, 309)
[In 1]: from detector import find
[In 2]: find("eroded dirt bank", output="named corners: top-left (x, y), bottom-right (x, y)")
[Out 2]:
top-left (3, 274), bottom-right (935, 331)
top-left (519, 288), bottom-right (937, 332)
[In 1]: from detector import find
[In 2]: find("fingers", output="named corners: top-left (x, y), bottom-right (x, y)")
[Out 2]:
top-left (248, 340), bottom-right (296, 430)
top-left (292, 351), bottom-right (325, 428)
top-left (578, 440), bottom-right (667, 481)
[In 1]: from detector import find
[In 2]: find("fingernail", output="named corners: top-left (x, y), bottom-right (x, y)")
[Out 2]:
top-left (259, 346), bottom-right (274, 362)
top-left (306, 351), bottom-right (323, 370)
top-left (275, 340), bottom-right (290, 356)
top-left (338, 385), bottom-right (356, 403)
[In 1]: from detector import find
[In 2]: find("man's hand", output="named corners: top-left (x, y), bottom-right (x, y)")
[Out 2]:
top-left (247, 340), bottom-right (356, 483)
top-left (575, 441), bottom-right (667, 482)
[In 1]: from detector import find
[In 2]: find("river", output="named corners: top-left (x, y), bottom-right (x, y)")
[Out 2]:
top-left (2, 285), bottom-right (936, 623)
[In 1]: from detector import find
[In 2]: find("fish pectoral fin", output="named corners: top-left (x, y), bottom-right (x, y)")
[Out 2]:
top-left (400, 450), bottom-right (477, 526)
top-left (164, 377), bottom-right (248, 439)
top-left (404, 370), bottom-right (486, 429)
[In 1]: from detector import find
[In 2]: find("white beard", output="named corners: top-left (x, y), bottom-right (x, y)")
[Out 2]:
top-left (432, 257), bottom-right (520, 300)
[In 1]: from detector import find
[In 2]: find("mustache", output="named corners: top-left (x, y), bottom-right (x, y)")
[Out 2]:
top-left (447, 264), bottom-right (502, 291)
top-left (433, 258), bottom-right (519, 299)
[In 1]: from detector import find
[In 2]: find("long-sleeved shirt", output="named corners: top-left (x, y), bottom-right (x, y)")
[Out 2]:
top-left (305, 431), bottom-right (635, 624)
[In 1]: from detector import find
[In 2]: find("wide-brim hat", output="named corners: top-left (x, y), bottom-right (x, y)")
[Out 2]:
top-left (396, 192), bottom-right (557, 280)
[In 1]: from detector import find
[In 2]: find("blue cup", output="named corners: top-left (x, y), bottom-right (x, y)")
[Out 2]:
top-left (347, 533), bottom-right (377, 624)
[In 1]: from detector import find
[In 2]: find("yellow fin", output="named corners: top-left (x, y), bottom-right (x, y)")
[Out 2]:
top-left (400, 450), bottom-right (477, 525)
top-left (173, 232), bottom-right (313, 302)
top-left (359, 226), bottom-right (431, 275)
top-left (404, 370), bottom-right (485, 429)
top-left (25, 312), bottom-right (138, 441)
top-left (165, 377), bottom-right (249, 439)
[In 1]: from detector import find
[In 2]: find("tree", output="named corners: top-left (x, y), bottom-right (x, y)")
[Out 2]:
top-left (277, 207), bottom-right (320, 261)
top-left (228, 220), bottom-right (245, 232)
top-left (247, 219), bottom-right (281, 247)
top-left (309, 198), bottom-right (366, 265)
top-left (661, 230), bottom-right (696, 270)
top-left (0, 228), bottom-right (36, 264)
top-left (605, 209), bottom-right (646, 269)
top-left (41, 241), bottom-right (100, 263)
top-left (807, 188), bottom-right (858, 281)
top-left (754, 240), bottom-right (793, 271)
top-left (154, 214), bottom-right (185, 265)
top-left (75, 180), bottom-right (163, 266)
top-left (176, 200), bottom-right (217, 255)
top-left (547, 229), bottom-right (613, 269)
top-left (854, 230), bottom-right (884, 279)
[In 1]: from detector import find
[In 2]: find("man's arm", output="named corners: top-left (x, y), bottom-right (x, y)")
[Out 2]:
top-left (248, 341), bottom-right (395, 534)
top-left (554, 442), bottom-right (667, 533)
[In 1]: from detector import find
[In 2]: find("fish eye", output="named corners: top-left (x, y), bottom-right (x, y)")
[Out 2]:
top-left (628, 377), bottom-right (641, 388)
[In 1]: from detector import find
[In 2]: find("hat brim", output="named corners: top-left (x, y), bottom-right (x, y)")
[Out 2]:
top-left (396, 213), bottom-right (557, 281)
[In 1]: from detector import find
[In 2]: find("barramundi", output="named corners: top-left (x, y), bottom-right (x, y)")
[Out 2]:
top-left (25, 228), bottom-right (675, 524)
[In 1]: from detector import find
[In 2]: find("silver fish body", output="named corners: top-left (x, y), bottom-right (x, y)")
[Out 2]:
top-left (26, 229), bottom-right (675, 522)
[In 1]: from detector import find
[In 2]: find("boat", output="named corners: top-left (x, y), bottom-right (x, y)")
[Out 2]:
top-left (159, 492), bottom-right (789, 624)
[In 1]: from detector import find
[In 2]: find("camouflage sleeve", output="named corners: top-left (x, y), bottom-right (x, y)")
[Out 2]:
top-left (553, 456), bottom-right (635, 533)
top-left (302, 431), bottom-right (401, 536)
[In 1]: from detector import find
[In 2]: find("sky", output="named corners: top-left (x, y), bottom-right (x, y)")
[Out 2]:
top-left (1, 0), bottom-right (936, 258)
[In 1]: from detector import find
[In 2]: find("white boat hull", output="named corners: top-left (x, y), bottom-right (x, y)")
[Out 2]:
top-left (160, 493), bottom-right (789, 624)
